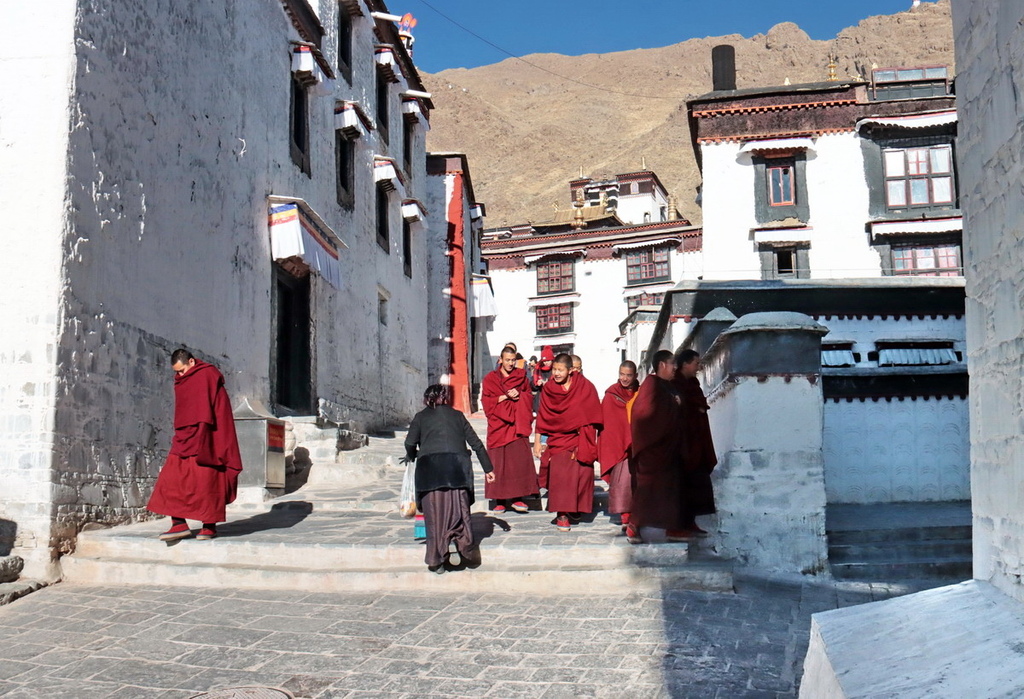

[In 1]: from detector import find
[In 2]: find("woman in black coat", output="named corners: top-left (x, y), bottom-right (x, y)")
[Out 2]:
top-left (404, 384), bottom-right (494, 572)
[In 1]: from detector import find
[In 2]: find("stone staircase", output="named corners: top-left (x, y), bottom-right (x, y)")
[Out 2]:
top-left (61, 416), bottom-right (735, 594)
top-left (827, 501), bottom-right (972, 581)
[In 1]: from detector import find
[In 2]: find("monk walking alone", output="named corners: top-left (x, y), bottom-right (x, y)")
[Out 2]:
top-left (629, 350), bottom-right (685, 543)
top-left (148, 349), bottom-right (243, 541)
top-left (481, 346), bottom-right (539, 514)
top-left (599, 361), bottom-right (638, 531)
top-left (534, 353), bottom-right (603, 531)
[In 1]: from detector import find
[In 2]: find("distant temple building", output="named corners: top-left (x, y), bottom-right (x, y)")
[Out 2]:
top-left (629, 56), bottom-right (970, 573)
top-left (480, 170), bottom-right (700, 383)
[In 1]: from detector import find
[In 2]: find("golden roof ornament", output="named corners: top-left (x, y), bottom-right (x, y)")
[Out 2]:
top-left (827, 51), bottom-right (838, 82)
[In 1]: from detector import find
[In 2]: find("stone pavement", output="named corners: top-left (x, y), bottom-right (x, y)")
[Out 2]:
top-left (0, 572), bottom-right (927, 698)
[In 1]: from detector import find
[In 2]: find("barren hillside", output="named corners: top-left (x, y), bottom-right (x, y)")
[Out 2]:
top-left (422, 0), bottom-right (954, 226)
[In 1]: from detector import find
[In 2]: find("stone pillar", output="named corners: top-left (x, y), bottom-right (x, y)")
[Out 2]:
top-left (701, 311), bottom-right (829, 574)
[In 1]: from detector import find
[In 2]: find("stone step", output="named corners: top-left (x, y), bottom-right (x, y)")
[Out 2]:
top-left (61, 555), bottom-right (732, 594)
top-left (827, 525), bottom-right (972, 546)
top-left (828, 538), bottom-right (973, 564)
top-left (830, 557), bottom-right (971, 581)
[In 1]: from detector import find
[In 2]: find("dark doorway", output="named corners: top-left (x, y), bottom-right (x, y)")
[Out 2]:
top-left (274, 264), bottom-right (313, 413)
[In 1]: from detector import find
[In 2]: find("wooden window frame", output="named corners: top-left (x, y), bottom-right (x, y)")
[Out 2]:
top-left (289, 75), bottom-right (311, 176)
top-left (536, 303), bottom-right (573, 335)
top-left (335, 131), bottom-right (354, 209)
top-left (536, 259), bottom-right (575, 295)
top-left (891, 243), bottom-right (961, 277)
top-left (625, 247), bottom-right (671, 285)
top-left (626, 291), bottom-right (665, 314)
top-left (883, 145), bottom-right (955, 209)
top-left (766, 156), bottom-right (796, 207)
top-left (376, 183), bottom-right (390, 253)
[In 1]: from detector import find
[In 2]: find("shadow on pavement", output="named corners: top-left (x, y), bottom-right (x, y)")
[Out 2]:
top-left (216, 501), bottom-right (314, 538)
top-left (470, 512), bottom-right (511, 542)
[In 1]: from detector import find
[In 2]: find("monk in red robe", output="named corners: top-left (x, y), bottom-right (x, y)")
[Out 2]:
top-left (674, 349), bottom-right (717, 536)
top-left (148, 349), bottom-right (243, 541)
top-left (599, 360), bottom-right (638, 530)
top-left (534, 353), bottom-right (603, 531)
top-left (481, 346), bottom-right (539, 514)
top-left (629, 349), bottom-right (686, 543)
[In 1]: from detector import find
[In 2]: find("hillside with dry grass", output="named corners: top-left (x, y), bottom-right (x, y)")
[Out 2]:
top-left (422, 0), bottom-right (953, 226)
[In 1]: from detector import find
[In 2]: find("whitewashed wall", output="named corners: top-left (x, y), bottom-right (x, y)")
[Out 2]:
top-left (700, 133), bottom-right (879, 280)
top-left (1, 0), bottom-right (431, 578)
top-left (0, 3), bottom-right (78, 580)
top-left (953, 0), bottom-right (1024, 601)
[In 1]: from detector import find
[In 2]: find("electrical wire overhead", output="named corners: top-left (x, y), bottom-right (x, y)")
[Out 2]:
top-left (410, 0), bottom-right (681, 101)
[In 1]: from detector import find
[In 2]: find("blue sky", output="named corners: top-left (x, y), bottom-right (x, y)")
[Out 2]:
top-left (400, 0), bottom-right (924, 73)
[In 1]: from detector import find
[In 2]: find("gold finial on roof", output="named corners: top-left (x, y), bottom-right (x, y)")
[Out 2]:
top-left (571, 203), bottom-right (586, 230)
top-left (668, 194), bottom-right (679, 221)
top-left (827, 51), bottom-right (838, 82)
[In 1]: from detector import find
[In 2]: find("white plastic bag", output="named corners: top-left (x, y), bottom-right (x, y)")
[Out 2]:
top-left (399, 460), bottom-right (417, 518)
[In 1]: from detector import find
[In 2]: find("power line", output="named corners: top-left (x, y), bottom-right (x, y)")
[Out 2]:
top-left (409, 0), bottom-right (681, 101)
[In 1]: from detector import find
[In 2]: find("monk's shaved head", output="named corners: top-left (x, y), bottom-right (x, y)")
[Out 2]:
top-left (553, 353), bottom-right (573, 370)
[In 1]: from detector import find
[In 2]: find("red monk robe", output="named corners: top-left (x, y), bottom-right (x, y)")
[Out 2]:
top-left (630, 374), bottom-right (686, 531)
top-left (536, 373), bottom-right (603, 514)
top-left (148, 360), bottom-right (243, 523)
top-left (599, 381), bottom-right (637, 517)
top-left (481, 366), bottom-right (539, 500)
top-left (675, 375), bottom-right (718, 519)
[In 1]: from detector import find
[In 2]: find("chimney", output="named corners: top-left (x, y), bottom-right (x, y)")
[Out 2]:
top-left (712, 45), bottom-right (736, 91)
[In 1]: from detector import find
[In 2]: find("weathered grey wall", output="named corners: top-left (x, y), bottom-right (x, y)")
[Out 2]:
top-left (953, 0), bottom-right (1024, 602)
top-left (3, 0), bottom-right (431, 577)
top-left (0, 2), bottom-right (79, 580)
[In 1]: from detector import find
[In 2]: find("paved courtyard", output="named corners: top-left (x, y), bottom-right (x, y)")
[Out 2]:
top-left (0, 572), bottom-right (924, 698)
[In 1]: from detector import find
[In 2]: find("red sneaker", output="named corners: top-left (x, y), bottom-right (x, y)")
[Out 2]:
top-left (158, 523), bottom-right (192, 541)
top-left (196, 526), bottom-right (217, 541)
top-left (492, 504), bottom-right (507, 514)
top-left (555, 515), bottom-right (571, 531)
top-left (625, 523), bottom-right (642, 545)
top-left (510, 501), bottom-right (529, 513)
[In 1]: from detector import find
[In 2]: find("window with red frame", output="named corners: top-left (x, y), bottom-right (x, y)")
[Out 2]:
top-left (626, 292), bottom-right (665, 313)
top-left (891, 244), bottom-right (961, 276)
top-left (884, 145), bottom-right (954, 208)
top-left (536, 259), bottom-right (575, 295)
top-left (536, 303), bottom-right (573, 335)
top-left (626, 247), bottom-right (670, 284)
top-left (767, 157), bottom-right (796, 206)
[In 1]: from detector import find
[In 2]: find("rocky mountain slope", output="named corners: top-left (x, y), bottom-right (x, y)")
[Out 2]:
top-left (422, 0), bottom-right (954, 226)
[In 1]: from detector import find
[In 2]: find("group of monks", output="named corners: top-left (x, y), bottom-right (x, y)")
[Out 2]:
top-left (482, 343), bottom-right (717, 541)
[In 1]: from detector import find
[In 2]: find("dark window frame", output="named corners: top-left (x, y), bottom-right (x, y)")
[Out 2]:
top-left (536, 303), bottom-right (573, 335)
top-left (883, 144), bottom-right (955, 209)
top-left (336, 8), bottom-right (353, 85)
top-left (753, 152), bottom-right (808, 223)
top-left (376, 183), bottom-right (390, 252)
top-left (335, 130), bottom-right (355, 209)
top-left (402, 219), bottom-right (412, 278)
top-left (627, 291), bottom-right (665, 313)
top-left (536, 259), bottom-right (575, 295)
top-left (625, 247), bottom-right (671, 285)
top-left (402, 118), bottom-right (414, 176)
top-left (376, 68), bottom-right (389, 145)
top-left (290, 75), bottom-right (311, 177)
top-left (759, 244), bottom-right (810, 280)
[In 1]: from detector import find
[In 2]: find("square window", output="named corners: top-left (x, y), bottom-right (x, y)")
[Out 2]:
top-left (883, 145), bottom-right (955, 209)
top-left (536, 303), bottom-right (573, 335)
top-left (626, 247), bottom-right (671, 285)
top-left (537, 259), bottom-right (575, 294)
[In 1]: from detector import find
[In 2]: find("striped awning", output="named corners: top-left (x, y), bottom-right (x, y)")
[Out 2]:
top-left (878, 347), bottom-right (957, 366)
top-left (268, 197), bottom-right (346, 289)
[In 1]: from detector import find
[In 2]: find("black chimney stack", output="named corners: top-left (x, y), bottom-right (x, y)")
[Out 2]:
top-left (712, 44), bottom-right (736, 91)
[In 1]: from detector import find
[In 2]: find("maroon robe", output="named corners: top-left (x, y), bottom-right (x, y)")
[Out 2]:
top-left (675, 375), bottom-right (718, 518)
top-left (481, 367), bottom-right (538, 499)
top-left (600, 381), bottom-right (637, 515)
top-left (630, 374), bottom-right (685, 530)
top-left (148, 360), bottom-right (243, 523)
top-left (536, 373), bottom-right (602, 513)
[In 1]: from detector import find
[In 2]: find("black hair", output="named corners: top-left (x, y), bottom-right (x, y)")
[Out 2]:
top-left (423, 384), bottom-right (452, 408)
top-left (651, 349), bottom-right (674, 373)
top-left (553, 353), bottom-right (573, 369)
top-left (620, 360), bottom-right (638, 372)
top-left (676, 349), bottom-right (700, 367)
top-left (170, 348), bottom-right (194, 365)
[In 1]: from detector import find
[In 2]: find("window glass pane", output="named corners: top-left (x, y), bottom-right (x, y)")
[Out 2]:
top-left (914, 248), bottom-right (936, 269)
top-left (897, 68), bottom-right (925, 80)
top-left (874, 70), bottom-right (897, 83)
top-left (924, 67), bottom-right (948, 79)
top-left (932, 177), bottom-right (953, 203)
top-left (907, 149), bottom-right (929, 175)
top-left (887, 181), bottom-right (907, 206)
top-left (909, 179), bottom-right (930, 204)
top-left (884, 150), bottom-right (905, 177)
top-left (930, 146), bottom-right (952, 173)
top-left (769, 167), bottom-right (792, 205)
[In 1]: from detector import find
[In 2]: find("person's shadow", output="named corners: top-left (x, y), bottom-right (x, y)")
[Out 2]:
top-left (215, 501), bottom-right (314, 539)
top-left (470, 512), bottom-right (511, 542)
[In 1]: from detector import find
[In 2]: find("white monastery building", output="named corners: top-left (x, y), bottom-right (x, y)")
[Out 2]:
top-left (0, 0), bottom-right (482, 580)
top-left (481, 171), bottom-right (701, 383)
